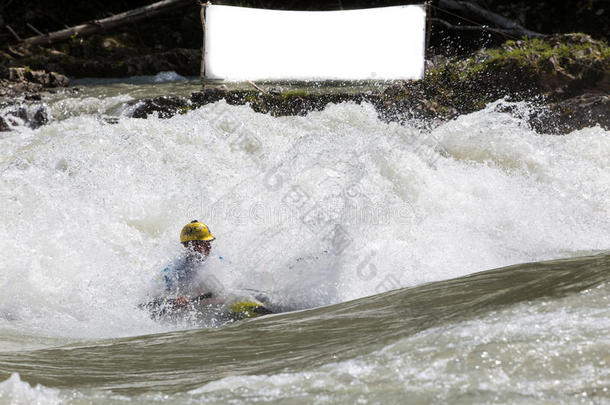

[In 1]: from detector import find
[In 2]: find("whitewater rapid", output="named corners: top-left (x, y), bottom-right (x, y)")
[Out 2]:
top-left (0, 90), bottom-right (609, 345)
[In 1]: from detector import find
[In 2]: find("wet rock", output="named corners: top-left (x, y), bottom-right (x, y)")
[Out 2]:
top-left (19, 68), bottom-right (69, 88)
top-left (3, 34), bottom-right (604, 133)
top-left (28, 70), bottom-right (53, 86)
top-left (417, 34), bottom-right (610, 118)
top-left (382, 81), bottom-right (408, 98)
top-left (7, 67), bottom-right (25, 82)
top-left (1, 66), bottom-right (69, 98)
top-left (191, 85), bottom-right (229, 105)
top-left (0, 116), bottom-right (10, 132)
top-left (529, 94), bottom-right (610, 134)
top-left (129, 96), bottom-right (190, 119)
top-left (10, 106), bottom-right (28, 122)
top-left (132, 32), bottom-right (609, 130)
top-left (103, 117), bottom-right (120, 125)
top-left (49, 72), bottom-right (69, 87)
top-left (31, 106), bottom-right (48, 128)
top-left (0, 103), bottom-right (50, 130)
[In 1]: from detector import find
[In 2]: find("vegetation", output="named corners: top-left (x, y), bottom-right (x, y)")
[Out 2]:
top-left (168, 34), bottom-right (610, 121)
top-left (1, 2), bottom-right (608, 133)
top-left (412, 34), bottom-right (610, 115)
top-left (1, 1), bottom-right (608, 78)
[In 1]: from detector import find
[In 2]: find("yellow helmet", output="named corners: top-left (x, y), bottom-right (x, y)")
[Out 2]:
top-left (180, 220), bottom-right (215, 243)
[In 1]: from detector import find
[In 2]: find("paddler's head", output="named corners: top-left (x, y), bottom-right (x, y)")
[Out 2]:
top-left (180, 220), bottom-right (214, 257)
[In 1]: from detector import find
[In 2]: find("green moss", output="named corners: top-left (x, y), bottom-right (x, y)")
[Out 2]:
top-left (413, 33), bottom-right (609, 115)
top-left (184, 34), bottom-right (608, 124)
top-left (243, 93), bottom-right (259, 104)
top-left (178, 105), bottom-right (195, 115)
top-left (279, 89), bottom-right (309, 99)
top-left (464, 34), bottom-right (610, 79)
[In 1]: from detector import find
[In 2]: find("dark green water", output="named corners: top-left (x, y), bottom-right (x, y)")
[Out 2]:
top-left (1, 254), bottom-right (608, 403)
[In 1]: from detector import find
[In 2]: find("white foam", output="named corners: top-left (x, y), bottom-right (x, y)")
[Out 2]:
top-left (0, 374), bottom-right (61, 405)
top-left (0, 98), bottom-right (608, 341)
top-left (48, 94), bottom-right (134, 121)
top-left (153, 71), bottom-right (187, 83)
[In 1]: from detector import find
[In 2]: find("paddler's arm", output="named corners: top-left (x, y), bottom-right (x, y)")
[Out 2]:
top-left (191, 292), bottom-right (225, 306)
top-left (172, 296), bottom-right (189, 308)
top-left (169, 292), bottom-right (223, 308)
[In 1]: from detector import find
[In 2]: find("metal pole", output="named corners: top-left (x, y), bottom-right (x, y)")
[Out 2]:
top-left (425, 1), bottom-right (433, 65)
top-left (200, 1), bottom-right (211, 88)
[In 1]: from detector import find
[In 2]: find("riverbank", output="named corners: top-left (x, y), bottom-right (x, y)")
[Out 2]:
top-left (1, 34), bottom-right (608, 134)
top-left (129, 34), bottom-right (610, 134)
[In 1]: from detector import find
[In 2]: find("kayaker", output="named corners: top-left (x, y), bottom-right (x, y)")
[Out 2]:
top-left (142, 220), bottom-right (272, 320)
top-left (157, 220), bottom-right (222, 308)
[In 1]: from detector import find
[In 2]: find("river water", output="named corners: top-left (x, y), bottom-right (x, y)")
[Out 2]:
top-left (0, 75), bottom-right (608, 404)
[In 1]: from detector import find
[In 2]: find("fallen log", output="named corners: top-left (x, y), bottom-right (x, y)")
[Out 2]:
top-left (437, 0), bottom-right (545, 38)
top-left (22, 0), bottom-right (194, 46)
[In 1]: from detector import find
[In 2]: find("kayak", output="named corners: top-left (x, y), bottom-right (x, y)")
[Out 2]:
top-left (139, 294), bottom-right (273, 325)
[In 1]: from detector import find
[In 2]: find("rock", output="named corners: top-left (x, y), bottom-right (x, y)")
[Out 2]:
top-left (189, 91), bottom-right (205, 104)
top-left (417, 34), bottom-right (610, 118)
top-left (0, 103), bottom-right (50, 130)
top-left (101, 38), bottom-right (123, 50)
top-left (129, 96), bottom-right (190, 119)
top-left (26, 69), bottom-right (52, 86)
top-left (8, 67), bottom-right (26, 82)
top-left (382, 81), bottom-right (408, 98)
top-left (204, 84), bottom-right (229, 99)
top-left (0, 116), bottom-right (10, 132)
top-left (49, 72), bottom-right (70, 87)
top-left (103, 117), bottom-right (120, 125)
top-left (191, 85), bottom-right (229, 105)
top-left (10, 106), bottom-right (28, 122)
top-left (2, 34), bottom-right (605, 134)
top-left (2, 67), bottom-right (69, 98)
top-left (529, 94), bottom-right (610, 134)
top-left (31, 106), bottom-right (48, 128)
top-left (20, 68), bottom-right (69, 88)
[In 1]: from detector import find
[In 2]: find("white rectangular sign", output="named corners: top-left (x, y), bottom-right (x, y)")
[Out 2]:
top-left (204, 4), bottom-right (426, 81)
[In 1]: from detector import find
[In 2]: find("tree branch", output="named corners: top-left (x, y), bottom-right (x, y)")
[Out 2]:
top-left (22, 0), bottom-right (195, 46)
top-left (430, 17), bottom-right (520, 36)
top-left (437, 0), bottom-right (545, 38)
top-left (5, 24), bottom-right (22, 42)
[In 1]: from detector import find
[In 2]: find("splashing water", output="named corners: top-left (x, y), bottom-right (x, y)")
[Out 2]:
top-left (0, 83), bottom-right (608, 403)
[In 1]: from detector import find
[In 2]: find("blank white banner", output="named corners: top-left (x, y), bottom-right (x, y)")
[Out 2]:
top-left (204, 4), bottom-right (426, 81)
